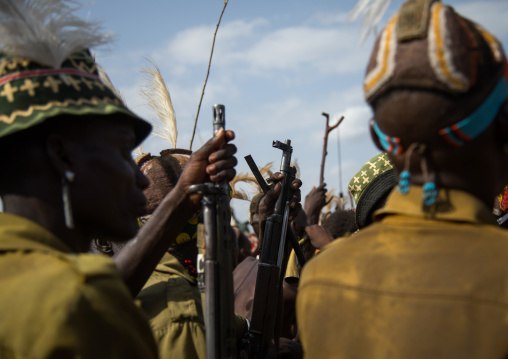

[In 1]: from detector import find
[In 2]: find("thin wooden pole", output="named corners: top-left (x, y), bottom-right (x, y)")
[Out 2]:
top-left (319, 113), bottom-right (344, 186)
top-left (189, 0), bottom-right (229, 150)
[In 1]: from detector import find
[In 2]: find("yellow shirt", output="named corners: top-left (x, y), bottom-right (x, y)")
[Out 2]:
top-left (138, 252), bottom-right (247, 359)
top-left (298, 186), bottom-right (508, 359)
top-left (137, 253), bottom-right (206, 359)
top-left (0, 213), bottom-right (158, 359)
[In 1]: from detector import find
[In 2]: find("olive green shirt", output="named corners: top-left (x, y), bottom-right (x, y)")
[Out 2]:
top-left (0, 213), bottom-right (158, 359)
top-left (298, 186), bottom-right (508, 359)
top-left (137, 253), bottom-right (206, 359)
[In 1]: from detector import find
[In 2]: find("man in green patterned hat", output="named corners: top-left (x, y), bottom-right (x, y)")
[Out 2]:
top-left (0, 1), bottom-right (237, 358)
top-left (297, 0), bottom-right (508, 358)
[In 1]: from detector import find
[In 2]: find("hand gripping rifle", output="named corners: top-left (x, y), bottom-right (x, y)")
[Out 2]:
top-left (189, 104), bottom-right (236, 359)
top-left (242, 140), bottom-right (306, 358)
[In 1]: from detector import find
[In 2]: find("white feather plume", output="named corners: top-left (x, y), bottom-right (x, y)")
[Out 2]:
top-left (140, 59), bottom-right (177, 149)
top-left (0, 0), bottom-right (111, 68)
top-left (349, 0), bottom-right (394, 41)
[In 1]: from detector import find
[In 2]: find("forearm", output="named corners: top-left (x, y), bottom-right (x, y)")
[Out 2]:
top-left (114, 186), bottom-right (196, 297)
top-left (304, 211), bottom-right (320, 226)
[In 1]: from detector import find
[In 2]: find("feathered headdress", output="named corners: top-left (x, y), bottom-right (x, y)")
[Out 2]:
top-left (0, 0), bottom-right (111, 68)
top-left (0, 0), bottom-right (151, 143)
top-left (139, 59), bottom-right (178, 149)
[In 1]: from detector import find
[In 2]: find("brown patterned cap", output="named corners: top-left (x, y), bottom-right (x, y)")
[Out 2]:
top-left (364, 0), bottom-right (506, 105)
top-left (136, 148), bottom-right (192, 214)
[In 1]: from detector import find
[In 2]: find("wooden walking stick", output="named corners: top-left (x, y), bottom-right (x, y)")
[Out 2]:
top-left (320, 112), bottom-right (344, 186)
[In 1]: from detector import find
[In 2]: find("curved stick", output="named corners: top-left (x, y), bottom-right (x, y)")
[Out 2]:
top-left (320, 113), bottom-right (344, 186)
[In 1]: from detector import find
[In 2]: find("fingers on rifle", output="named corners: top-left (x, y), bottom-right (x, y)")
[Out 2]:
top-left (208, 143), bottom-right (237, 163)
top-left (214, 128), bottom-right (236, 141)
top-left (290, 197), bottom-right (302, 210)
top-left (206, 156), bottom-right (238, 176)
top-left (273, 182), bottom-right (282, 196)
top-left (291, 189), bottom-right (301, 204)
top-left (291, 179), bottom-right (303, 190)
top-left (193, 130), bottom-right (228, 160)
top-left (215, 128), bottom-right (225, 137)
top-left (209, 168), bottom-right (236, 182)
top-left (268, 172), bottom-right (284, 182)
top-left (263, 183), bottom-right (281, 206)
top-left (225, 130), bottom-right (235, 141)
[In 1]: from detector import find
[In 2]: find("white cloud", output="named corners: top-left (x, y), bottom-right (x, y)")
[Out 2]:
top-left (150, 15), bottom-right (373, 81)
top-left (151, 19), bottom-right (269, 71)
top-left (222, 25), bottom-right (372, 76)
top-left (308, 11), bottom-right (350, 26)
top-left (339, 105), bottom-right (373, 144)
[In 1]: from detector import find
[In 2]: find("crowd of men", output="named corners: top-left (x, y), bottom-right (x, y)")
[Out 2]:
top-left (0, 0), bottom-right (507, 358)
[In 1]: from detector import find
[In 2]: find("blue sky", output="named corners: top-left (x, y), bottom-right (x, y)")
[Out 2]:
top-left (81, 0), bottom-right (508, 223)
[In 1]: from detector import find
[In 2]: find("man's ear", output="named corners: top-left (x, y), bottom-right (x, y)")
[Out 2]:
top-left (45, 133), bottom-right (75, 178)
top-left (369, 118), bottom-right (384, 152)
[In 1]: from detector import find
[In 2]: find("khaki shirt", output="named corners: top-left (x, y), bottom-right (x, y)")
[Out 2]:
top-left (0, 213), bottom-right (158, 359)
top-left (298, 186), bottom-right (508, 359)
top-left (137, 253), bottom-right (206, 359)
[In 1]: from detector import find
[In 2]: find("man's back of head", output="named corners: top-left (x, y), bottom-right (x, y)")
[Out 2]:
top-left (297, 2), bottom-right (508, 358)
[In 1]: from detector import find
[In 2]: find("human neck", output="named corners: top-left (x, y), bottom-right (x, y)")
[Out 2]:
top-left (397, 165), bottom-right (501, 210)
top-left (2, 194), bottom-right (90, 252)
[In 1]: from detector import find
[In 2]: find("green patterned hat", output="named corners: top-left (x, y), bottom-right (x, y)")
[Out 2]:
top-left (0, 52), bottom-right (151, 143)
top-left (348, 152), bottom-right (396, 229)
top-left (0, 1), bottom-right (151, 143)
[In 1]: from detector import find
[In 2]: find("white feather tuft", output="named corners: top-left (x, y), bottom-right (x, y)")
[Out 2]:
top-left (140, 59), bottom-right (177, 149)
top-left (349, 0), bottom-right (395, 41)
top-left (0, 0), bottom-right (111, 68)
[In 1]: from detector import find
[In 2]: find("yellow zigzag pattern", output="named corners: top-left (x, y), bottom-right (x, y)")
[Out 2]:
top-left (70, 58), bottom-right (97, 74)
top-left (0, 58), bottom-right (31, 76)
top-left (0, 96), bottom-right (121, 124)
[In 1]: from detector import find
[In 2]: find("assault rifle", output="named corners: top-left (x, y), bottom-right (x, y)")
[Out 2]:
top-left (189, 104), bottom-right (236, 359)
top-left (242, 140), bottom-right (306, 358)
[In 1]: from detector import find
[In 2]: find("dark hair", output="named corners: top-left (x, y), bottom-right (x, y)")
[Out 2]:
top-left (322, 209), bottom-right (357, 238)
